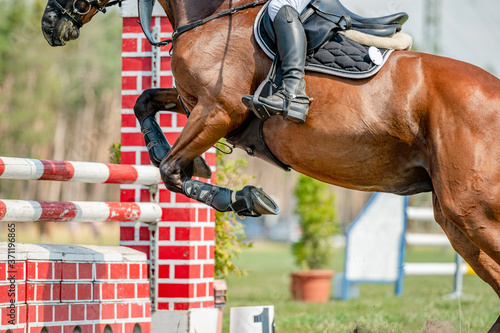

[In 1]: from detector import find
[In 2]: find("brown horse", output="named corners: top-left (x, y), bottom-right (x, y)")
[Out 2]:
top-left (42, 0), bottom-right (500, 330)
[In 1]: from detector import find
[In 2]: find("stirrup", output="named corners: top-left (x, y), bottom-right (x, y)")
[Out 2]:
top-left (242, 94), bottom-right (271, 121)
top-left (242, 92), bottom-right (309, 125)
top-left (284, 106), bottom-right (308, 124)
top-left (242, 54), bottom-right (309, 124)
top-left (269, 90), bottom-right (310, 125)
top-left (242, 56), bottom-right (279, 122)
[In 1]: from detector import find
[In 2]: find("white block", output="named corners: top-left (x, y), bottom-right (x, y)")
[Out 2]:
top-left (230, 306), bottom-right (275, 333)
top-left (0, 157), bottom-right (44, 180)
top-left (151, 309), bottom-right (219, 333)
top-left (70, 161), bottom-right (109, 183)
top-left (0, 243), bottom-right (148, 262)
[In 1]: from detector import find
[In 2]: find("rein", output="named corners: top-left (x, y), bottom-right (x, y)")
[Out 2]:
top-left (50, 0), bottom-right (122, 28)
top-left (139, 0), bottom-right (267, 47)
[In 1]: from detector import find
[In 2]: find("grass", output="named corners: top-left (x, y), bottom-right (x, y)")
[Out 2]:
top-left (223, 242), bottom-right (499, 333)
top-left (3, 224), bottom-right (498, 332)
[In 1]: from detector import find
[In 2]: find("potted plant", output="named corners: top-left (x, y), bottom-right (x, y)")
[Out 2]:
top-left (291, 174), bottom-right (339, 303)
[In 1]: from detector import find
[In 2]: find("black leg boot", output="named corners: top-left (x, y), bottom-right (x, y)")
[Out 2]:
top-left (258, 5), bottom-right (310, 124)
top-left (182, 179), bottom-right (280, 217)
top-left (140, 115), bottom-right (212, 179)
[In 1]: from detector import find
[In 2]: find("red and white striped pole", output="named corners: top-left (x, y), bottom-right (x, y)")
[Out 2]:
top-left (120, 3), bottom-right (218, 331)
top-left (0, 157), bottom-right (160, 185)
top-left (0, 200), bottom-right (161, 223)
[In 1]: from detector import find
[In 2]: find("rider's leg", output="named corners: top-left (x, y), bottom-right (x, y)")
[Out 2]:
top-left (267, 0), bottom-right (311, 21)
top-left (259, 3), bottom-right (310, 124)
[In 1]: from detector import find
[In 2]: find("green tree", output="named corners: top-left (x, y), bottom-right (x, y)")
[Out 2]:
top-left (0, 0), bottom-right (122, 202)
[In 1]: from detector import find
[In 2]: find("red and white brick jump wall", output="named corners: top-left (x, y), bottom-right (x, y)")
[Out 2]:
top-left (120, 5), bottom-right (217, 314)
top-left (0, 243), bottom-right (151, 333)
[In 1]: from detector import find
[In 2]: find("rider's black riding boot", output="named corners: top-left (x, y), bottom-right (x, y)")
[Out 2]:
top-left (259, 5), bottom-right (310, 124)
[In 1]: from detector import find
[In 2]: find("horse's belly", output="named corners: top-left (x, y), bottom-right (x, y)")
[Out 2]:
top-left (264, 122), bottom-right (432, 195)
top-left (297, 162), bottom-right (433, 195)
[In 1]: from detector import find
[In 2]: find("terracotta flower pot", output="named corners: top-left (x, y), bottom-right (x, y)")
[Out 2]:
top-left (290, 270), bottom-right (335, 303)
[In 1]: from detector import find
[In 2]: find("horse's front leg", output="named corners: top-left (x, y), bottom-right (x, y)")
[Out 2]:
top-left (159, 103), bottom-right (279, 217)
top-left (134, 88), bottom-right (211, 178)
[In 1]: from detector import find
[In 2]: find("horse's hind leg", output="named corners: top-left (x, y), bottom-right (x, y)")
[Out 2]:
top-left (433, 193), bottom-right (500, 296)
top-left (433, 194), bottom-right (500, 331)
top-left (133, 88), bottom-right (211, 178)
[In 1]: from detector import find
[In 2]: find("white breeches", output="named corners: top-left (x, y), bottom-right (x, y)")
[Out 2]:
top-left (268, 0), bottom-right (312, 21)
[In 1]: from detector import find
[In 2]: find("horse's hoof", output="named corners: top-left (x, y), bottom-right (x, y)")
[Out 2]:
top-left (231, 186), bottom-right (279, 217)
top-left (185, 156), bottom-right (212, 179)
top-left (249, 186), bottom-right (280, 215)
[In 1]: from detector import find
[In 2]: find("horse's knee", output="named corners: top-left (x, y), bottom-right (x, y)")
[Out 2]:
top-left (134, 89), bottom-right (157, 122)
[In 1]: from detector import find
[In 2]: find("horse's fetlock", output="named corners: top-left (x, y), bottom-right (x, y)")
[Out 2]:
top-left (159, 161), bottom-right (183, 192)
top-left (162, 173), bottom-right (183, 193)
top-left (164, 181), bottom-right (181, 193)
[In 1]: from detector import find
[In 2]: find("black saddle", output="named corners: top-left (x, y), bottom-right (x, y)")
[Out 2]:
top-left (308, 0), bottom-right (408, 34)
top-left (234, 0), bottom-right (409, 168)
top-left (259, 0), bottom-right (408, 54)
